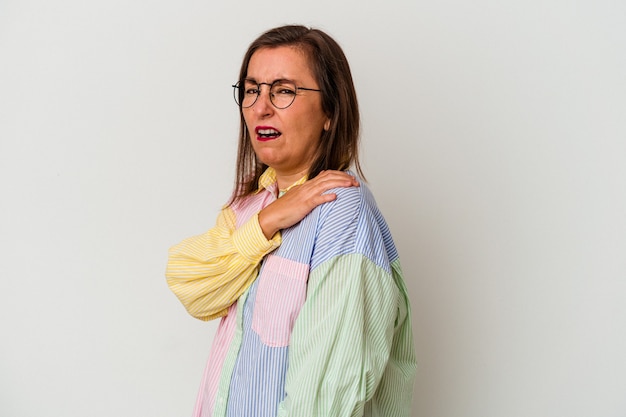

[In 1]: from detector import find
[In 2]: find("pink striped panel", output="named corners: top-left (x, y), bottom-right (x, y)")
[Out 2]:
top-left (251, 255), bottom-right (309, 347)
top-left (193, 302), bottom-right (238, 417)
top-left (231, 187), bottom-right (277, 229)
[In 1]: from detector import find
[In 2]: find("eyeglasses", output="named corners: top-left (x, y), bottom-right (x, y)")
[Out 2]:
top-left (232, 79), bottom-right (321, 109)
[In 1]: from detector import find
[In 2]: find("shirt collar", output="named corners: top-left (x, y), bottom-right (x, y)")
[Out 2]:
top-left (257, 167), bottom-right (308, 195)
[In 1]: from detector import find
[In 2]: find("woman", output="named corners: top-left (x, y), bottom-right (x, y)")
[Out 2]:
top-left (166, 25), bottom-right (416, 417)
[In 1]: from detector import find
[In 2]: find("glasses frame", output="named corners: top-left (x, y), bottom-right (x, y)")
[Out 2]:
top-left (232, 79), bottom-right (321, 109)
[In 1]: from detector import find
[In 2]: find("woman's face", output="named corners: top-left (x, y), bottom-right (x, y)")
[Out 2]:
top-left (243, 46), bottom-right (330, 181)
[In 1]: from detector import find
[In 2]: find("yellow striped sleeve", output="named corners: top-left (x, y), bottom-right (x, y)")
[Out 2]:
top-left (166, 206), bottom-right (281, 321)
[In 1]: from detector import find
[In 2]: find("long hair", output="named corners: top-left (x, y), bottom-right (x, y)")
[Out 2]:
top-left (230, 25), bottom-right (362, 204)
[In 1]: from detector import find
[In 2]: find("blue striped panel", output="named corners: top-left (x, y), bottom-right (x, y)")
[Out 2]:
top-left (226, 278), bottom-right (289, 417)
top-left (311, 180), bottom-right (399, 272)
top-left (271, 208), bottom-right (320, 264)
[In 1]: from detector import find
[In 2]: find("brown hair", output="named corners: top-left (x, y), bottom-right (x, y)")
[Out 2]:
top-left (230, 25), bottom-right (362, 204)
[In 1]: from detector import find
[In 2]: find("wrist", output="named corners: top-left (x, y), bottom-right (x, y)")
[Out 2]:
top-left (258, 207), bottom-right (279, 240)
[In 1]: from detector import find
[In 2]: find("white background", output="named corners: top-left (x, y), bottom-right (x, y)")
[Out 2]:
top-left (1, 1), bottom-right (625, 416)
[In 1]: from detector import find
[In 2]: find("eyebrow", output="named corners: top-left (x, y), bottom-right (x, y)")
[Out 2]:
top-left (244, 78), bottom-right (294, 84)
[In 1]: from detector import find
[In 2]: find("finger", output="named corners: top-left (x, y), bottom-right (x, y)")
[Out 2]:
top-left (322, 171), bottom-right (358, 185)
top-left (315, 192), bottom-right (337, 204)
top-left (310, 177), bottom-right (358, 193)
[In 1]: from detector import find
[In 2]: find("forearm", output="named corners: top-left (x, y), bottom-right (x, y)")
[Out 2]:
top-left (166, 210), bottom-right (281, 320)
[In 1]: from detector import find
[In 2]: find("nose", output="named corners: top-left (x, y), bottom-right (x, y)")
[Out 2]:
top-left (252, 85), bottom-right (274, 117)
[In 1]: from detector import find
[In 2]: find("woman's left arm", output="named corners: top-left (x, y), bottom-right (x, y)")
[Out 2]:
top-left (277, 253), bottom-right (416, 417)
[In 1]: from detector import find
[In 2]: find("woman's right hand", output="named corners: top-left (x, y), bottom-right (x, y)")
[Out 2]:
top-left (258, 170), bottom-right (359, 240)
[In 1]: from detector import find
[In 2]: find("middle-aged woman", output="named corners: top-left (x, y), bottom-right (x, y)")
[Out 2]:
top-left (166, 25), bottom-right (416, 417)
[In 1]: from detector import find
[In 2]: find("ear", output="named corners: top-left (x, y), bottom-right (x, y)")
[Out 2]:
top-left (324, 117), bottom-right (331, 131)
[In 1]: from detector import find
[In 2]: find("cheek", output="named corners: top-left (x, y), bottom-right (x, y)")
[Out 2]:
top-left (295, 117), bottom-right (324, 141)
top-left (242, 110), bottom-right (253, 128)
top-left (243, 122), bottom-right (255, 139)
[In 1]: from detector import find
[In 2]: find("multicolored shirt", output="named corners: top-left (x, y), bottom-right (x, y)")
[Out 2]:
top-left (166, 168), bottom-right (416, 417)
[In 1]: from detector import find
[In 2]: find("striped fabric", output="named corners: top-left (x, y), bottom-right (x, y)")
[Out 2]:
top-left (166, 189), bottom-right (281, 321)
top-left (166, 168), bottom-right (416, 417)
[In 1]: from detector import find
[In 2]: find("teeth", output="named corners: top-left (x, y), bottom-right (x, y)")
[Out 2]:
top-left (258, 128), bottom-right (279, 135)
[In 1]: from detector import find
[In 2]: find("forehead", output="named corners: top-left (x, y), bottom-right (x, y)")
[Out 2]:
top-left (246, 46), bottom-right (316, 84)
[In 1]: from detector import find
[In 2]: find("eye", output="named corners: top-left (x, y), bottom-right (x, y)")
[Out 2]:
top-left (272, 82), bottom-right (296, 96)
top-left (275, 87), bottom-right (295, 95)
top-left (242, 80), bottom-right (259, 95)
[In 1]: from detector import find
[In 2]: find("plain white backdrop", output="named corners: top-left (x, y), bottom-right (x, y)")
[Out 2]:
top-left (1, 1), bottom-right (625, 416)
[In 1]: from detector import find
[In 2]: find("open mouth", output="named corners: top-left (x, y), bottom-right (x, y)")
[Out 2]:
top-left (255, 126), bottom-right (282, 141)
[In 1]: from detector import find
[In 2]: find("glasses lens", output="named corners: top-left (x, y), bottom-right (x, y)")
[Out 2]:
top-left (270, 80), bottom-right (297, 109)
top-left (233, 80), bottom-right (255, 108)
top-left (233, 80), bottom-right (299, 109)
top-left (233, 82), bottom-right (242, 107)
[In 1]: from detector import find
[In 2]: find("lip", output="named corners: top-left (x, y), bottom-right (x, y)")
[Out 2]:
top-left (255, 125), bottom-right (281, 142)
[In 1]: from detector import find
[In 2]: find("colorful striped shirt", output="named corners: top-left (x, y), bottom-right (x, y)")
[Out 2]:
top-left (166, 168), bottom-right (416, 417)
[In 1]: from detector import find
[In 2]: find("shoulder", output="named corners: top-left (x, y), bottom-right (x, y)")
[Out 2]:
top-left (311, 174), bottom-right (398, 269)
top-left (318, 174), bottom-right (378, 223)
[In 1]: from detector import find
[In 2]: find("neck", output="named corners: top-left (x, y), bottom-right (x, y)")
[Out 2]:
top-left (275, 168), bottom-right (308, 190)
